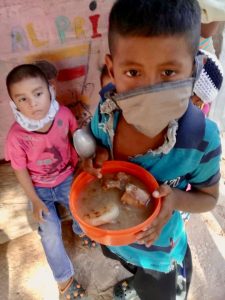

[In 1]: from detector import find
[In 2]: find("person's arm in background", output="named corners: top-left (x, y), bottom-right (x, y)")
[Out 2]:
top-left (198, 0), bottom-right (225, 54)
top-left (14, 168), bottom-right (49, 222)
top-left (201, 21), bottom-right (220, 38)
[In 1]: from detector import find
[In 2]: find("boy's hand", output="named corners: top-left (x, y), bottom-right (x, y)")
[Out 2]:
top-left (136, 184), bottom-right (177, 247)
top-left (32, 199), bottom-right (49, 223)
top-left (82, 146), bottom-right (109, 178)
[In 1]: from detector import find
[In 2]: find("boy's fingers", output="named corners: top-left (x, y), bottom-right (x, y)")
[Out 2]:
top-left (33, 213), bottom-right (38, 222)
top-left (86, 165), bottom-right (102, 178)
top-left (83, 158), bottom-right (102, 178)
top-left (43, 206), bottom-right (49, 214)
top-left (151, 210), bottom-right (171, 227)
top-left (94, 155), bottom-right (108, 169)
top-left (137, 233), bottom-right (158, 247)
top-left (152, 184), bottom-right (171, 198)
top-left (146, 239), bottom-right (156, 248)
top-left (94, 152), bottom-right (107, 166)
top-left (91, 168), bottom-right (102, 178)
top-left (39, 210), bottom-right (45, 222)
top-left (82, 158), bottom-right (93, 169)
top-left (33, 211), bottom-right (43, 223)
top-left (136, 227), bottom-right (156, 240)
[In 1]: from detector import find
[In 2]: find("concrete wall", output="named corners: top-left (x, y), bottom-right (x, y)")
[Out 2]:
top-left (0, 0), bottom-right (114, 159)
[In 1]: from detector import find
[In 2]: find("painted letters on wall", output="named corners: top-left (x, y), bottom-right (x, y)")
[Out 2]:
top-left (0, 0), bottom-right (114, 159)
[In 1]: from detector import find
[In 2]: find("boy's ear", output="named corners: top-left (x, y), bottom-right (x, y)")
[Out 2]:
top-left (105, 54), bottom-right (115, 84)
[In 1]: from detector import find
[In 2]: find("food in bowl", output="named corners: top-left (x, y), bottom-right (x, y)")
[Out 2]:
top-left (83, 202), bottom-right (120, 226)
top-left (78, 172), bottom-right (153, 230)
top-left (70, 161), bottom-right (161, 246)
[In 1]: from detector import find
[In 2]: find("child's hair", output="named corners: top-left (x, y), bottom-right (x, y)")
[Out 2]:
top-left (6, 64), bottom-right (49, 98)
top-left (33, 60), bottom-right (58, 81)
top-left (100, 64), bottom-right (111, 87)
top-left (108, 0), bottom-right (201, 57)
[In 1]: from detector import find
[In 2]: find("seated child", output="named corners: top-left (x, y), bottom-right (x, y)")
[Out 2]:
top-left (192, 49), bottom-right (224, 115)
top-left (5, 64), bottom-right (89, 300)
top-left (84, 0), bottom-right (221, 299)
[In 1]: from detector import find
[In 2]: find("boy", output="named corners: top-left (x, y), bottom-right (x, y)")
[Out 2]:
top-left (84, 0), bottom-right (221, 299)
top-left (5, 64), bottom-right (88, 299)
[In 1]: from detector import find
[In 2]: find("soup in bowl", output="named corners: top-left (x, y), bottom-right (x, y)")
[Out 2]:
top-left (69, 161), bottom-right (161, 246)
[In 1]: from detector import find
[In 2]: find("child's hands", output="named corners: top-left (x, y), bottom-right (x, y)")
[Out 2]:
top-left (136, 184), bottom-right (177, 247)
top-left (82, 146), bottom-right (109, 178)
top-left (32, 198), bottom-right (49, 223)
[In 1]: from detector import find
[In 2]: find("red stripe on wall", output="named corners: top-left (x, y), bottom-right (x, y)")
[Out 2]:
top-left (57, 65), bottom-right (86, 81)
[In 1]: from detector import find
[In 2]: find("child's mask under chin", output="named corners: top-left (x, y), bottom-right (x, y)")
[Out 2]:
top-left (9, 86), bottom-right (59, 132)
top-left (112, 78), bottom-right (194, 138)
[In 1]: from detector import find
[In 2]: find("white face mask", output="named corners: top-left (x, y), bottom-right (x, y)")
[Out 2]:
top-left (112, 78), bottom-right (194, 138)
top-left (9, 86), bottom-right (59, 131)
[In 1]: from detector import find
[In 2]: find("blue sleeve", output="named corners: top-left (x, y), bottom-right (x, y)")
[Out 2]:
top-left (189, 119), bottom-right (221, 187)
top-left (90, 100), bottom-right (111, 148)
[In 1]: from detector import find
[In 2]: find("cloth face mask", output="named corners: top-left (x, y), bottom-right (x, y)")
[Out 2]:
top-left (9, 86), bottom-right (59, 132)
top-left (112, 78), bottom-right (195, 138)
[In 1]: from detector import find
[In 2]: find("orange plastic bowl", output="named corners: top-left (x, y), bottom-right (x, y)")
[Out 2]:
top-left (69, 161), bottom-right (161, 246)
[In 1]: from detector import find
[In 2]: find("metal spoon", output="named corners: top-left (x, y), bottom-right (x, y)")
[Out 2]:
top-left (73, 126), bottom-right (96, 159)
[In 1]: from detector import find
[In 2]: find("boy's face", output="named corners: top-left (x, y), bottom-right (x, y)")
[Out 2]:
top-left (10, 77), bottom-right (51, 120)
top-left (106, 35), bottom-right (194, 93)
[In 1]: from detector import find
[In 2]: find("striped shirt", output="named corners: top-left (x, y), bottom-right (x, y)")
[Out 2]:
top-left (91, 84), bottom-right (221, 272)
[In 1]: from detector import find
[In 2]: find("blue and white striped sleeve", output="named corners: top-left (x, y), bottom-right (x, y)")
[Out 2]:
top-left (188, 119), bottom-right (221, 187)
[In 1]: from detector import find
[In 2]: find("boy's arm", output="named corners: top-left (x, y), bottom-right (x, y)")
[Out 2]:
top-left (14, 168), bottom-right (49, 222)
top-left (136, 183), bottom-right (219, 247)
top-left (79, 104), bottom-right (110, 176)
top-left (138, 119), bottom-right (221, 247)
top-left (171, 183), bottom-right (218, 212)
top-left (201, 21), bottom-right (220, 38)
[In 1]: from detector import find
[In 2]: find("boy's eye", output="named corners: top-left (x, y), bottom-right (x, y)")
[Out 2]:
top-left (125, 70), bottom-right (141, 77)
top-left (35, 92), bottom-right (43, 97)
top-left (162, 70), bottom-right (175, 77)
top-left (18, 97), bottom-right (26, 102)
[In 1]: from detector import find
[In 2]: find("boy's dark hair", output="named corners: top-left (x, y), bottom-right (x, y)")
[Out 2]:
top-left (109, 0), bottom-right (201, 57)
top-left (6, 64), bottom-right (49, 97)
top-left (33, 60), bottom-right (58, 81)
top-left (100, 64), bottom-right (110, 87)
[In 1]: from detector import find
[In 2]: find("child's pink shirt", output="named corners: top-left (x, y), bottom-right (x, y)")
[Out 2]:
top-left (5, 106), bottom-right (78, 187)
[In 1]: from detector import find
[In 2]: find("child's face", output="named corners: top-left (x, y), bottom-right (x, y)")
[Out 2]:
top-left (10, 77), bottom-right (51, 120)
top-left (106, 35), bottom-right (194, 93)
